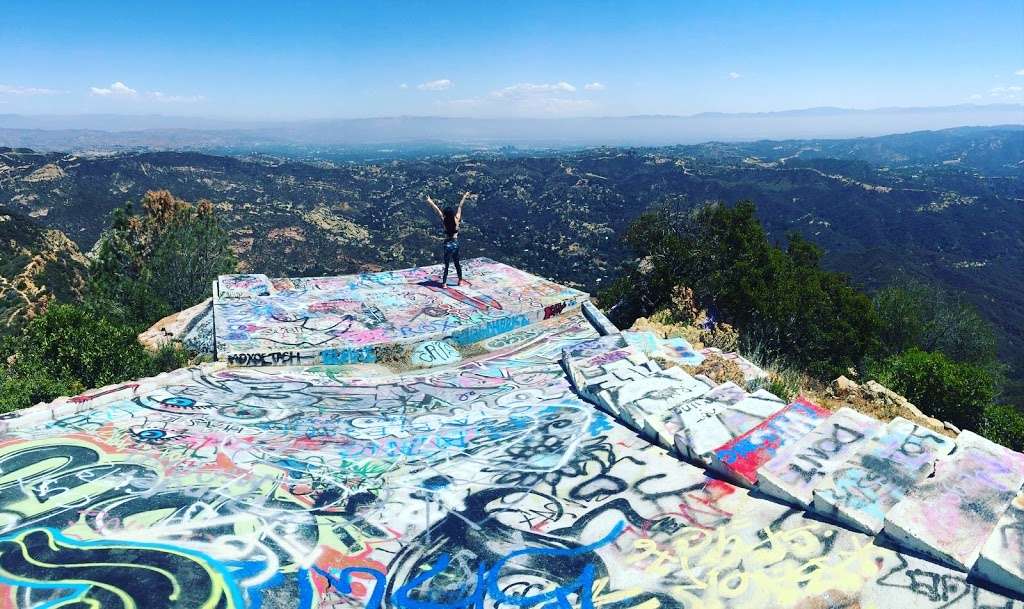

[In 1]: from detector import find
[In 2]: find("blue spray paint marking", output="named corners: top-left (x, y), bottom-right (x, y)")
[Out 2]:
top-left (588, 414), bottom-right (613, 437)
top-left (486, 520), bottom-right (625, 609)
top-left (393, 555), bottom-right (489, 609)
top-left (226, 559), bottom-right (286, 609)
top-left (316, 565), bottom-right (387, 609)
top-left (321, 345), bottom-right (377, 365)
top-left (318, 521), bottom-right (626, 609)
top-left (298, 568), bottom-right (316, 609)
top-left (451, 315), bottom-right (530, 346)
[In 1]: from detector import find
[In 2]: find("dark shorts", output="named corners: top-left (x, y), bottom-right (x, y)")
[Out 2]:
top-left (444, 239), bottom-right (459, 254)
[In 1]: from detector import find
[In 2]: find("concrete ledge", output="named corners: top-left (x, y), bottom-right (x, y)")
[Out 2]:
top-left (883, 430), bottom-right (1024, 571)
top-left (0, 363), bottom-right (227, 435)
top-left (757, 407), bottom-right (882, 508)
top-left (976, 491), bottom-right (1024, 593)
top-left (709, 396), bottom-right (828, 486)
top-left (581, 301), bottom-right (618, 335)
top-left (811, 417), bottom-right (955, 535)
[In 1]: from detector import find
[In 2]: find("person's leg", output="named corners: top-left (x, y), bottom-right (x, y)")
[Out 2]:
top-left (453, 245), bottom-right (463, 284)
top-left (442, 245), bottom-right (451, 285)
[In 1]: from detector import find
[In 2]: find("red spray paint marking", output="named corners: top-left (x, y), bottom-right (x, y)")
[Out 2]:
top-left (420, 281), bottom-right (502, 311)
top-left (69, 383), bottom-right (139, 404)
top-left (711, 397), bottom-right (830, 485)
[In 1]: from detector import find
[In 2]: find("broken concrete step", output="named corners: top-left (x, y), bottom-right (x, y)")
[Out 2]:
top-left (714, 388), bottom-right (787, 437)
top-left (563, 344), bottom-right (648, 391)
top-left (577, 360), bottom-right (661, 415)
top-left (710, 396), bottom-right (829, 486)
top-left (608, 368), bottom-right (709, 436)
top-left (975, 490), bottom-right (1024, 594)
top-left (811, 417), bottom-right (955, 535)
top-left (883, 430), bottom-right (1024, 572)
top-left (561, 334), bottom-right (629, 364)
top-left (672, 382), bottom-right (778, 465)
top-left (757, 407), bottom-right (882, 508)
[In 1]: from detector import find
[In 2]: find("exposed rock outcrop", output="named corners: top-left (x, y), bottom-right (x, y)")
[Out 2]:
top-left (0, 210), bottom-right (88, 327)
top-left (827, 375), bottom-right (950, 435)
top-left (138, 298), bottom-right (212, 352)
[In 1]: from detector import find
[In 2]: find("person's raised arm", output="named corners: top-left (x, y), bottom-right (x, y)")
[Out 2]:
top-left (456, 191), bottom-right (471, 223)
top-left (425, 194), bottom-right (443, 219)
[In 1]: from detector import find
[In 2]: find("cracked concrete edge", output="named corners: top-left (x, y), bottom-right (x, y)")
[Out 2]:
top-left (0, 362), bottom-right (228, 435)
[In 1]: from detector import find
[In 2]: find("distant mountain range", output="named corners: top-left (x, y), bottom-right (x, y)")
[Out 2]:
top-left (0, 104), bottom-right (1020, 152)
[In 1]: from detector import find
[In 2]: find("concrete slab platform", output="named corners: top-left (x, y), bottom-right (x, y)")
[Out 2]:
top-left (214, 257), bottom-right (587, 365)
top-left (710, 396), bottom-right (829, 486)
top-left (757, 407), bottom-right (882, 507)
top-left (883, 430), bottom-right (1024, 571)
top-left (812, 417), bottom-right (955, 534)
top-left (3, 259), bottom-right (1022, 608)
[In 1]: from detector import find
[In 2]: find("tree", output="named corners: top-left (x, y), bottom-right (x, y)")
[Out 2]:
top-left (90, 190), bottom-right (236, 326)
top-left (602, 201), bottom-right (879, 378)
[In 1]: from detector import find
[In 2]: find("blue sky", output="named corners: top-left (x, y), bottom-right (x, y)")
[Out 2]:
top-left (1, 0), bottom-right (1021, 119)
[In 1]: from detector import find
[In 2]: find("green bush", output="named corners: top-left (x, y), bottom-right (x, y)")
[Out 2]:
top-left (0, 366), bottom-right (81, 414)
top-left (0, 303), bottom-right (190, 412)
top-left (982, 403), bottom-right (1024, 451)
top-left (14, 303), bottom-right (156, 389)
top-left (874, 280), bottom-right (999, 366)
top-left (872, 348), bottom-right (996, 432)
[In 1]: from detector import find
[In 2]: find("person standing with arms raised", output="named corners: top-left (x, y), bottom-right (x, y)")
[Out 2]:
top-left (425, 191), bottom-right (471, 286)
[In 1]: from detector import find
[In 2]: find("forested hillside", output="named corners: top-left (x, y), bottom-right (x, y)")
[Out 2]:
top-left (0, 127), bottom-right (1020, 397)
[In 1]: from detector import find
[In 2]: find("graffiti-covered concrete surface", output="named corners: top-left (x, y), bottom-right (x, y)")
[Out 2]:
top-left (2, 263), bottom-right (1023, 608)
top-left (213, 258), bottom-right (587, 367)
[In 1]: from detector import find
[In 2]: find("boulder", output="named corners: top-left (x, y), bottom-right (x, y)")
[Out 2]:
top-left (138, 298), bottom-right (212, 352)
top-left (829, 375), bottom-right (860, 397)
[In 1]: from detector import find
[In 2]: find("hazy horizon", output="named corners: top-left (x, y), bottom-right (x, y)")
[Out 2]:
top-left (0, 103), bottom-right (1020, 151)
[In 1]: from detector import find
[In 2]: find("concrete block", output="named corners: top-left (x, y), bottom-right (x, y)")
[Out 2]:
top-left (581, 300), bottom-right (618, 335)
top-left (757, 407), bottom-right (882, 507)
top-left (883, 430), bottom-right (1024, 571)
top-left (811, 417), bottom-right (954, 534)
top-left (671, 382), bottom-right (752, 464)
top-left (562, 334), bottom-right (628, 362)
top-left (975, 491), bottom-right (1024, 593)
top-left (622, 330), bottom-right (661, 354)
top-left (563, 344), bottom-right (647, 391)
top-left (710, 397), bottom-right (829, 486)
top-left (656, 337), bottom-right (704, 366)
top-left (608, 369), bottom-right (709, 437)
top-left (577, 359), bottom-right (660, 415)
top-left (715, 388), bottom-right (787, 435)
